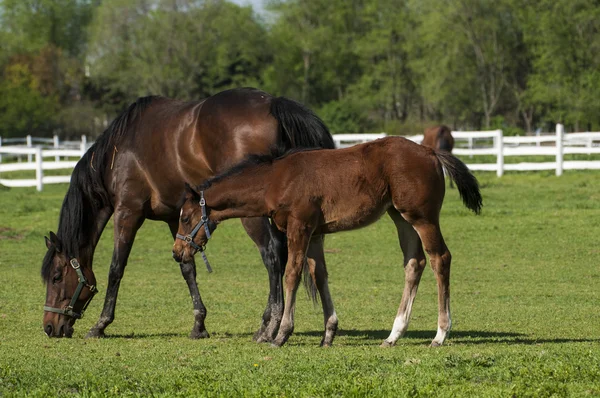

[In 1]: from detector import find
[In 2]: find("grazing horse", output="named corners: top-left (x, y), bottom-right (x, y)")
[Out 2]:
top-left (173, 136), bottom-right (482, 347)
top-left (422, 125), bottom-right (454, 152)
top-left (41, 87), bottom-right (335, 340)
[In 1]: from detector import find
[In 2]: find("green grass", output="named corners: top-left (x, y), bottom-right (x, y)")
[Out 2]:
top-left (1, 171), bottom-right (599, 397)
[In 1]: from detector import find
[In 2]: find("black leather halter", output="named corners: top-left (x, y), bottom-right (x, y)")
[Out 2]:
top-left (43, 258), bottom-right (97, 319)
top-left (176, 191), bottom-right (213, 272)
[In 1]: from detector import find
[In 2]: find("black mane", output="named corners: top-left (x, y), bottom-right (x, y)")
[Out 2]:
top-left (196, 147), bottom-right (320, 191)
top-left (41, 96), bottom-right (161, 282)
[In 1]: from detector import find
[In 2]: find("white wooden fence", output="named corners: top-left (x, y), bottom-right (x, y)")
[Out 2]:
top-left (2, 126), bottom-right (599, 191)
top-left (333, 124), bottom-right (600, 177)
top-left (0, 135), bottom-right (88, 191)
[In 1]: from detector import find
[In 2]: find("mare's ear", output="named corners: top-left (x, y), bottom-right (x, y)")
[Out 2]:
top-left (45, 236), bottom-right (52, 250)
top-left (48, 231), bottom-right (62, 252)
top-left (184, 183), bottom-right (201, 201)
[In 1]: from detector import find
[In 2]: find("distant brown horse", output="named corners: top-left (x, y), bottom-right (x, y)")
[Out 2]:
top-left (173, 137), bottom-right (482, 347)
top-left (422, 125), bottom-right (454, 152)
top-left (41, 87), bottom-right (335, 340)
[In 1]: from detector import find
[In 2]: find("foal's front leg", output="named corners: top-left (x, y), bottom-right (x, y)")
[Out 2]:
top-left (272, 220), bottom-right (314, 347)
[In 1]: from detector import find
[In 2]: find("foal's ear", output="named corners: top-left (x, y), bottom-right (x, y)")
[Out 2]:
top-left (184, 183), bottom-right (200, 201)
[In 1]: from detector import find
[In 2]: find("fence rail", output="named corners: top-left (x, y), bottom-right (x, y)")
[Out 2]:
top-left (2, 126), bottom-right (600, 191)
top-left (0, 146), bottom-right (85, 191)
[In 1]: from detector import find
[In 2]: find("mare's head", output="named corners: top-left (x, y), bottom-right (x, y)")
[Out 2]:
top-left (41, 232), bottom-right (97, 337)
top-left (173, 184), bottom-right (217, 264)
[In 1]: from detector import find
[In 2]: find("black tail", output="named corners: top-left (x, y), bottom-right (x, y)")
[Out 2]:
top-left (435, 151), bottom-right (482, 214)
top-left (270, 96), bottom-right (335, 153)
top-left (270, 96), bottom-right (333, 303)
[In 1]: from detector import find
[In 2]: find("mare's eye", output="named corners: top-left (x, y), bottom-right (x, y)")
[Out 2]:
top-left (52, 273), bottom-right (62, 284)
top-left (181, 216), bottom-right (190, 224)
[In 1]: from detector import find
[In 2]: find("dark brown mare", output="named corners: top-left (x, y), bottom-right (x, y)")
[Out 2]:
top-left (41, 87), bottom-right (335, 340)
top-left (422, 125), bottom-right (454, 152)
top-left (173, 136), bottom-right (482, 347)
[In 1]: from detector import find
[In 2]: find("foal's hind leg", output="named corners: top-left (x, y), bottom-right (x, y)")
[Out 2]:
top-left (306, 235), bottom-right (338, 347)
top-left (241, 217), bottom-right (285, 343)
top-left (381, 209), bottom-right (427, 347)
top-left (168, 221), bottom-right (210, 339)
top-left (411, 221), bottom-right (452, 347)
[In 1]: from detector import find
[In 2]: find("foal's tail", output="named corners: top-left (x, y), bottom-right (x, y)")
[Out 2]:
top-left (434, 151), bottom-right (482, 214)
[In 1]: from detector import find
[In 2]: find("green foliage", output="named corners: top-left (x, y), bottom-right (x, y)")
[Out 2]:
top-left (1, 172), bottom-right (600, 395)
top-left (2, 0), bottom-right (600, 136)
top-left (0, 63), bottom-right (58, 137)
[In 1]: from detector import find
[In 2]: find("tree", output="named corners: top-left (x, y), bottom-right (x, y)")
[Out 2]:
top-left (87, 0), bottom-right (271, 111)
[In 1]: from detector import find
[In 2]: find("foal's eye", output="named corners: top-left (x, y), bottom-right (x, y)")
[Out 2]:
top-left (52, 273), bottom-right (62, 284)
top-left (181, 216), bottom-right (190, 224)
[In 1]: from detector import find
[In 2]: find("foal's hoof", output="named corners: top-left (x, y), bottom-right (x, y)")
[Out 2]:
top-left (85, 328), bottom-right (105, 339)
top-left (380, 340), bottom-right (395, 348)
top-left (190, 329), bottom-right (210, 339)
top-left (430, 341), bottom-right (442, 347)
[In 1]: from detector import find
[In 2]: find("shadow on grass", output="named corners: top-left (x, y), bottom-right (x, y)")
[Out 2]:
top-left (102, 332), bottom-right (184, 339)
top-left (99, 329), bottom-right (600, 346)
top-left (294, 329), bottom-right (600, 345)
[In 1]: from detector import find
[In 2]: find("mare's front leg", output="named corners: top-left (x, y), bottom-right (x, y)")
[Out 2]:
top-left (272, 218), bottom-right (315, 347)
top-left (87, 206), bottom-right (144, 338)
top-left (381, 209), bottom-right (427, 347)
top-left (306, 235), bottom-right (338, 347)
top-left (169, 221), bottom-right (210, 339)
top-left (240, 218), bottom-right (286, 343)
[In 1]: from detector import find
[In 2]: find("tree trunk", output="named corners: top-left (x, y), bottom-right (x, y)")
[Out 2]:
top-left (302, 50), bottom-right (311, 104)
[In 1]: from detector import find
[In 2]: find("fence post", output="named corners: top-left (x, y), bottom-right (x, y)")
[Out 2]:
top-left (27, 135), bottom-right (32, 163)
top-left (468, 136), bottom-right (474, 158)
top-left (496, 130), bottom-right (504, 177)
top-left (80, 135), bottom-right (87, 153)
top-left (556, 124), bottom-right (564, 176)
top-left (35, 147), bottom-right (43, 191)
top-left (53, 135), bottom-right (60, 162)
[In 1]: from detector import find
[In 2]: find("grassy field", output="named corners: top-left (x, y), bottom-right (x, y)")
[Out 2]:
top-left (0, 171), bottom-right (599, 397)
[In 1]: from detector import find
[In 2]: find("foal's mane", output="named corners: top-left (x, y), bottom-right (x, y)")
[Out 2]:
top-left (41, 96), bottom-right (162, 282)
top-left (196, 147), bottom-right (319, 191)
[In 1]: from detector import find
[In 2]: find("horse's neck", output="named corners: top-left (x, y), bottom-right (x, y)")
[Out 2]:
top-left (206, 169), bottom-right (270, 221)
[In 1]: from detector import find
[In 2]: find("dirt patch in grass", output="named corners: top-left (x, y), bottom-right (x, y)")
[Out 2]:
top-left (0, 227), bottom-right (25, 240)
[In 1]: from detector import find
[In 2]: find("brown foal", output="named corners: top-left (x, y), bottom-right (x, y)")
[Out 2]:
top-left (173, 136), bottom-right (482, 347)
top-left (422, 125), bottom-right (454, 152)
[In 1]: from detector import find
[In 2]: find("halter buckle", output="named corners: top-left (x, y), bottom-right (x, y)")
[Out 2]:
top-left (70, 258), bottom-right (80, 269)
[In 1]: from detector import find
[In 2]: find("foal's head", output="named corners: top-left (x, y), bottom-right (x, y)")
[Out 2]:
top-left (172, 184), bottom-right (217, 264)
top-left (41, 232), bottom-right (97, 337)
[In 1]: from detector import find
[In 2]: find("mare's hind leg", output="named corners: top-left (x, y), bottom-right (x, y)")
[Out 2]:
top-left (410, 221), bottom-right (452, 347)
top-left (306, 235), bottom-right (338, 347)
top-left (381, 209), bottom-right (427, 347)
top-left (241, 217), bottom-right (285, 343)
top-left (87, 206), bottom-right (144, 338)
top-left (168, 221), bottom-right (210, 339)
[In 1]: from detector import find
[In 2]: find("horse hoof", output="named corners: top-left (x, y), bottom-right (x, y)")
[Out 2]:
top-left (255, 335), bottom-right (272, 344)
top-left (380, 340), bottom-right (395, 348)
top-left (430, 341), bottom-right (442, 347)
top-left (85, 329), bottom-right (105, 339)
top-left (190, 329), bottom-right (209, 339)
